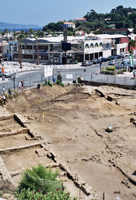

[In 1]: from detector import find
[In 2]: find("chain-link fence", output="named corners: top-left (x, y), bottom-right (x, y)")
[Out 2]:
top-left (89, 71), bottom-right (136, 85)
top-left (53, 69), bottom-right (136, 86)
top-left (1, 67), bottom-right (136, 95)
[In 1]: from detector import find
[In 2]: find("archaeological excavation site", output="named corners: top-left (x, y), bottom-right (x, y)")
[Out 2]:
top-left (0, 84), bottom-right (136, 200)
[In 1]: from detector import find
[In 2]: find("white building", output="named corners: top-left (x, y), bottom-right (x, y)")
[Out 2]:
top-left (8, 34), bottom-right (129, 63)
top-left (64, 22), bottom-right (75, 29)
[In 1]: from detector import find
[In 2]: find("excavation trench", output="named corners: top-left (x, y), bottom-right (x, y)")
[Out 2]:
top-left (1, 85), bottom-right (136, 199)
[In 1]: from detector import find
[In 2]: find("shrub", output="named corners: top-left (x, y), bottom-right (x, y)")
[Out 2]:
top-left (56, 80), bottom-right (64, 87)
top-left (56, 79), bottom-right (61, 85)
top-left (15, 188), bottom-right (77, 200)
top-left (8, 95), bottom-right (13, 100)
top-left (117, 68), bottom-right (126, 74)
top-left (107, 66), bottom-right (116, 71)
top-left (60, 82), bottom-right (64, 87)
top-left (15, 164), bottom-right (77, 200)
top-left (43, 80), bottom-right (52, 87)
top-left (101, 67), bottom-right (126, 75)
top-left (8, 88), bottom-right (12, 95)
top-left (14, 89), bottom-right (19, 96)
top-left (101, 70), bottom-right (114, 75)
top-left (18, 164), bottom-right (62, 194)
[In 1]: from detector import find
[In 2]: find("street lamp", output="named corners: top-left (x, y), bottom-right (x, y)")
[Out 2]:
top-left (1, 38), bottom-right (4, 74)
top-left (20, 38), bottom-right (22, 69)
top-left (35, 37), bottom-right (39, 65)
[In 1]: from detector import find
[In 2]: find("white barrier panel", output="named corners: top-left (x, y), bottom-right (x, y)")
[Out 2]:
top-left (44, 66), bottom-right (53, 77)
top-left (66, 74), bottom-right (73, 79)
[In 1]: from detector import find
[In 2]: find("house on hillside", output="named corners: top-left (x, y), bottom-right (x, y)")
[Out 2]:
top-left (64, 22), bottom-right (75, 29)
top-left (99, 28), bottom-right (133, 36)
top-left (74, 18), bottom-right (87, 22)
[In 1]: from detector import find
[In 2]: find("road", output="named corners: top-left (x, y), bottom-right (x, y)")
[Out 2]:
top-left (0, 57), bottom-right (136, 93)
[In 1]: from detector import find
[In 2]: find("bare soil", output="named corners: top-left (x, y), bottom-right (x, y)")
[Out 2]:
top-left (1, 84), bottom-right (136, 199)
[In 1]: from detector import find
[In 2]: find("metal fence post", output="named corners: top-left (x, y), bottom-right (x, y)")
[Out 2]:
top-left (29, 79), bottom-right (31, 89)
top-left (91, 73), bottom-right (93, 81)
top-left (124, 76), bottom-right (127, 85)
top-left (41, 75), bottom-right (43, 84)
top-left (134, 77), bottom-right (136, 85)
top-left (107, 75), bottom-right (108, 83)
top-left (114, 75), bottom-right (116, 84)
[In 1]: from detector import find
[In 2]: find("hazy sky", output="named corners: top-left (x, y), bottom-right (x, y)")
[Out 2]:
top-left (1, 0), bottom-right (136, 27)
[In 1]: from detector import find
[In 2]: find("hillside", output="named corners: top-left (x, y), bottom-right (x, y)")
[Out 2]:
top-left (43, 5), bottom-right (136, 34)
top-left (0, 21), bottom-right (41, 31)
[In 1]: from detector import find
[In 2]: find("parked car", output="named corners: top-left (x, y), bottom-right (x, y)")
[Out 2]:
top-left (4, 57), bottom-right (10, 61)
top-left (121, 59), bottom-right (136, 69)
top-left (92, 59), bottom-right (100, 64)
top-left (114, 55), bottom-right (123, 59)
top-left (122, 52), bottom-right (130, 57)
top-left (0, 71), bottom-right (3, 77)
top-left (109, 60), bottom-right (120, 65)
top-left (101, 57), bottom-right (108, 62)
top-left (107, 56), bottom-right (116, 61)
top-left (3, 72), bottom-right (12, 78)
top-left (81, 60), bottom-right (93, 66)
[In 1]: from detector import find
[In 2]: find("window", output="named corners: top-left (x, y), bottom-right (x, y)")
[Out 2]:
top-left (106, 43), bottom-right (109, 48)
top-left (85, 44), bottom-right (89, 48)
top-left (26, 45), bottom-right (32, 50)
top-left (99, 43), bottom-right (103, 47)
top-left (90, 43), bottom-right (94, 48)
top-left (14, 54), bottom-right (18, 58)
top-left (22, 54), bottom-right (33, 59)
top-left (95, 43), bottom-right (98, 47)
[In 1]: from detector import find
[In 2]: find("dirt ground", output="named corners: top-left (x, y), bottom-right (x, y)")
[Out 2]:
top-left (1, 84), bottom-right (136, 200)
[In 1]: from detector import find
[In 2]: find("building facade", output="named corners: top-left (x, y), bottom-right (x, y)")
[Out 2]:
top-left (9, 34), bottom-right (129, 64)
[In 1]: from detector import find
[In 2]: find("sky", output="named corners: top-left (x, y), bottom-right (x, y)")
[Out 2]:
top-left (1, 0), bottom-right (136, 27)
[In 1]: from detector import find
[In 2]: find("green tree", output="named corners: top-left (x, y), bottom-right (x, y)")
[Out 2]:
top-left (29, 28), bottom-right (34, 35)
top-left (4, 29), bottom-right (9, 34)
top-left (134, 27), bottom-right (136, 34)
top-left (93, 30), bottom-right (102, 34)
top-left (17, 164), bottom-right (62, 194)
top-left (128, 39), bottom-right (135, 50)
top-left (129, 13), bottom-right (136, 26)
top-left (1, 31), bottom-right (5, 38)
top-left (13, 30), bottom-right (17, 39)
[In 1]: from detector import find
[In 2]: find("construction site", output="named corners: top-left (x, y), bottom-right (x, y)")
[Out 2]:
top-left (0, 83), bottom-right (136, 200)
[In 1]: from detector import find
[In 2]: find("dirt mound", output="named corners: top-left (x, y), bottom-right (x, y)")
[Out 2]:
top-left (7, 85), bottom-right (83, 113)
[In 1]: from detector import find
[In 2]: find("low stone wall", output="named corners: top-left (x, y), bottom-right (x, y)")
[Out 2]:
top-left (80, 80), bottom-right (136, 90)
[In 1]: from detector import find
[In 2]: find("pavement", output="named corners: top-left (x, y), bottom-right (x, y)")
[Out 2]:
top-left (0, 61), bottom-right (44, 74)
top-left (0, 61), bottom-right (135, 84)
top-left (0, 61), bottom-right (45, 83)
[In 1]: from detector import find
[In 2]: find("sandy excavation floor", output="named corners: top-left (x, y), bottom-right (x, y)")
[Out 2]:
top-left (1, 84), bottom-right (136, 199)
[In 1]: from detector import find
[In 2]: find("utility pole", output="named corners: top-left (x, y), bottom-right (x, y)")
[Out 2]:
top-left (1, 38), bottom-right (4, 74)
top-left (36, 37), bottom-right (39, 65)
top-left (64, 27), bottom-right (67, 64)
top-left (20, 39), bottom-right (22, 68)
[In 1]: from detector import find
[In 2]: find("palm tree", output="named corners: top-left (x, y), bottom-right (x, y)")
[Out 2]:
top-left (29, 28), bottom-right (34, 35)
top-left (1, 31), bottom-right (5, 38)
top-left (128, 39), bottom-right (135, 51)
top-left (13, 30), bottom-right (17, 39)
